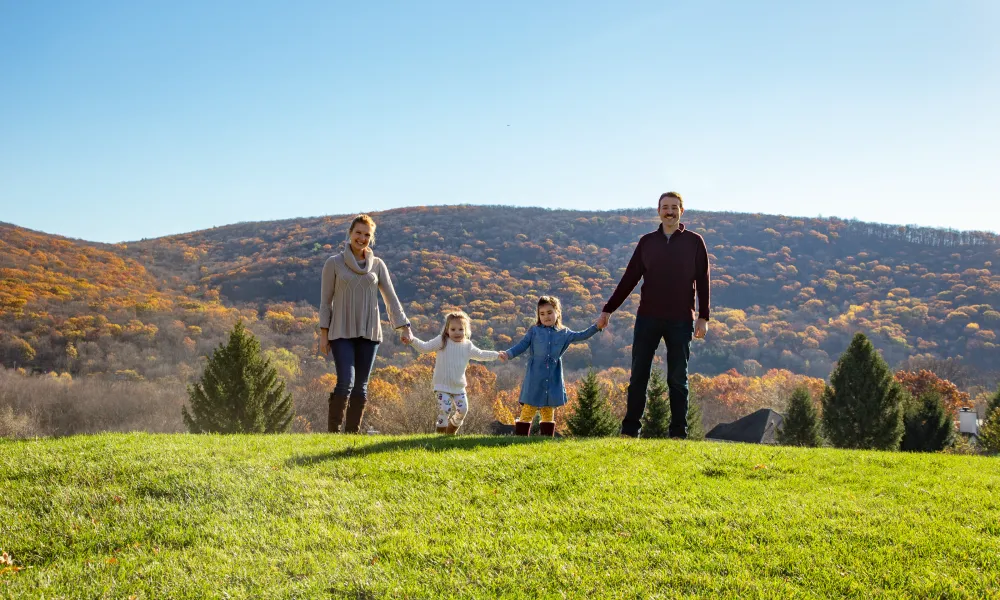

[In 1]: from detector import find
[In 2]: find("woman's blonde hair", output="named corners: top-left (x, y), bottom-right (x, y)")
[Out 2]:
top-left (440, 310), bottom-right (472, 347)
top-left (347, 214), bottom-right (377, 245)
top-left (535, 296), bottom-right (564, 329)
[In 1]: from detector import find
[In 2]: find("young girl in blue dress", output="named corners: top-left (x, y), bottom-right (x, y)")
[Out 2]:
top-left (500, 296), bottom-right (603, 436)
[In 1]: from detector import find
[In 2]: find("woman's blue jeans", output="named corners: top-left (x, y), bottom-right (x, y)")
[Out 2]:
top-left (328, 337), bottom-right (379, 432)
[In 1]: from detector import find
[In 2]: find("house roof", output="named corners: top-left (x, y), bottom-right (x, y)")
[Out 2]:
top-left (706, 408), bottom-right (784, 444)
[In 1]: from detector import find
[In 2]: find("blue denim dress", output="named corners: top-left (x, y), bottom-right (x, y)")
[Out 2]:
top-left (505, 324), bottom-right (600, 407)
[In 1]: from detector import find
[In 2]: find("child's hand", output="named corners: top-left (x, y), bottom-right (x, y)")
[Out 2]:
top-left (498, 351), bottom-right (508, 362)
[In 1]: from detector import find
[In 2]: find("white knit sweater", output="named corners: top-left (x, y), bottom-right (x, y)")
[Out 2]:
top-left (410, 336), bottom-right (500, 394)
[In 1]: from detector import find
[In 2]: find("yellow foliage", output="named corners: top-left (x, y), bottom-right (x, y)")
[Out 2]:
top-left (265, 310), bottom-right (297, 334)
top-left (368, 378), bottom-right (402, 404)
top-left (265, 348), bottom-right (301, 380)
top-left (492, 395), bottom-right (516, 425)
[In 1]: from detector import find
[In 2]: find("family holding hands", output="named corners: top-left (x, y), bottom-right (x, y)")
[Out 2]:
top-left (319, 192), bottom-right (711, 439)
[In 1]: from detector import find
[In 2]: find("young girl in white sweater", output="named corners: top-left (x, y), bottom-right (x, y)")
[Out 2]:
top-left (408, 310), bottom-right (503, 434)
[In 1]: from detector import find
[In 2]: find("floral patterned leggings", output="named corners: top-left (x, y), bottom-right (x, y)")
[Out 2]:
top-left (436, 391), bottom-right (469, 429)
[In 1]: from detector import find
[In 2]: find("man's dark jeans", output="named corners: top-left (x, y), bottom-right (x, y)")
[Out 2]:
top-left (621, 316), bottom-right (694, 438)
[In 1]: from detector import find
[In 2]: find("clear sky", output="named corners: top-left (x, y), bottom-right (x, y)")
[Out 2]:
top-left (1, 0), bottom-right (998, 243)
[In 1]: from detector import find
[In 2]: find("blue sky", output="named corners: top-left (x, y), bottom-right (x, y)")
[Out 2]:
top-left (1, 0), bottom-right (998, 243)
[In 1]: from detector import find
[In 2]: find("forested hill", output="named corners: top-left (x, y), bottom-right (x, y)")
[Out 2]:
top-left (2, 206), bottom-right (998, 382)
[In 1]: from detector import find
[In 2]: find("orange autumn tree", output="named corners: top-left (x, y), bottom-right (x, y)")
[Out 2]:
top-left (691, 368), bottom-right (826, 430)
top-left (893, 369), bottom-right (970, 415)
top-left (363, 360), bottom-right (435, 434)
top-left (465, 363), bottom-right (498, 401)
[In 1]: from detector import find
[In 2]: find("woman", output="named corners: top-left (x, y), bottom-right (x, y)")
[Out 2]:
top-left (319, 214), bottom-right (412, 433)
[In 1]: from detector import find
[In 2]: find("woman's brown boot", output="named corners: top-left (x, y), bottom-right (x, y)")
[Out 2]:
top-left (540, 422), bottom-right (556, 437)
top-left (514, 421), bottom-right (531, 436)
top-left (343, 399), bottom-right (366, 433)
top-left (328, 394), bottom-right (348, 433)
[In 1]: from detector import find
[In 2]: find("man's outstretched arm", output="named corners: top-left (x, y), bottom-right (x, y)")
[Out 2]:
top-left (598, 240), bottom-right (645, 328)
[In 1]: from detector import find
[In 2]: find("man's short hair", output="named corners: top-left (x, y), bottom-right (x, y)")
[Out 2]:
top-left (658, 191), bottom-right (683, 209)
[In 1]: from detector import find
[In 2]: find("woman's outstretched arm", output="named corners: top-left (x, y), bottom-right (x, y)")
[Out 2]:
top-left (376, 261), bottom-right (410, 326)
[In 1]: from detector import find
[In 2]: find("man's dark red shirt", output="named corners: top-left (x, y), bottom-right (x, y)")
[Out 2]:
top-left (602, 223), bottom-right (711, 321)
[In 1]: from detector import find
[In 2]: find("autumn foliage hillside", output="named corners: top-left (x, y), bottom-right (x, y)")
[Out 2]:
top-left (132, 206), bottom-right (1000, 376)
top-left (3, 206), bottom-right (999, 385)
top-left (0, 222), bottom-right (251, 382)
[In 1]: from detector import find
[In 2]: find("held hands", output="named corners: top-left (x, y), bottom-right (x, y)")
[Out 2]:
top-left (695, 318), bottom-right (708, 340)
top-left (400, 325), bottom-right (413, 345)
top-left (498, 351), bottom-right (508, 362)
top-left (596, 311), bottom-right (611, 331)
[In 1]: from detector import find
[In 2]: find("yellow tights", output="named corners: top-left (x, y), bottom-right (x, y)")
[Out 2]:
top-left (519, 404), bottom-right (554, 423)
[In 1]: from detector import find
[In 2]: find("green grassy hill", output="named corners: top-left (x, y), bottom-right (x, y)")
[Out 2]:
top-left (2, 434), bottom-right (998, 598)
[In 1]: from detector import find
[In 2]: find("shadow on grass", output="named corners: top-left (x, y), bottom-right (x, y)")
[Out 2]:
top-left (287, 434), bottom-right (549, 467)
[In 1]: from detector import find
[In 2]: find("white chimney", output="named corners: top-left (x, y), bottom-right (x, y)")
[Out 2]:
top-left (958, 407), bottom-right (979, 435)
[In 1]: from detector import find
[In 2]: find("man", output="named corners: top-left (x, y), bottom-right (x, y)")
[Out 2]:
top-left (597, 192), bottom-right (710, 438)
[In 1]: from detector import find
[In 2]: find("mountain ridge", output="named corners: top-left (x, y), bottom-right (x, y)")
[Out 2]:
top-left (2, 205), bottom-right (998, 384)
top-left (9, 204), bottom-right (999, 245)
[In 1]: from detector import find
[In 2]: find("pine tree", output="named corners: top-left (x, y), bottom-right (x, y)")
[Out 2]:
top-left (986, 384), bottom-right (1000, 421)
top-left (640, 368), bottom-right (670, 438)
top-left (566, 370), bottom-right (618, 437)
top-left (821, 332), bottom-right (905, 450)
top-left (978, 409), bottom-right (1000, 454)
top-left (777, 386), bottom-right (822, 447)
top-left (900, 391), bottom-right (956, 452)
top-left (686, 390), bottom-right (705, 441)
top-left (182, 320), bottom-right (293, 434)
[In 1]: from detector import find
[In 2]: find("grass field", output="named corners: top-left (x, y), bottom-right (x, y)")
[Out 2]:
top-left (1, 433), bottom-right (999, 599)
